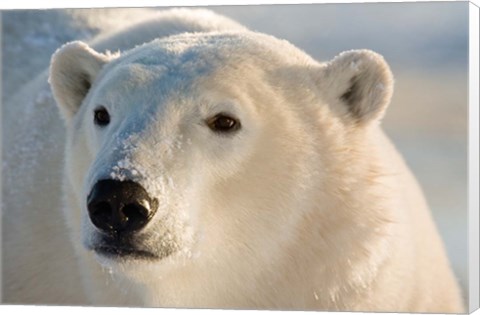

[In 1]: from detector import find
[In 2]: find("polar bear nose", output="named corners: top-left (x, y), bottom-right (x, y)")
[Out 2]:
top-left (87, 179), bottom-right (158, 235)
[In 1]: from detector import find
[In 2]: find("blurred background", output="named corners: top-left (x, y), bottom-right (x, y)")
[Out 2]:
top-left (2, 2), bottom-right (468, 305)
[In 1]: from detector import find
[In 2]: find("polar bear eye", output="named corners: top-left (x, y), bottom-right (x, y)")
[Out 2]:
top-left (94, 106), bottom-right (110, 126)
top-left (206, 113), bottom-right (241, 134)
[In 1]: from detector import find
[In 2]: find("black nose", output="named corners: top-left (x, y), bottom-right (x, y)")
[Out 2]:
top-left (87, 179), bottom-right (158, 235)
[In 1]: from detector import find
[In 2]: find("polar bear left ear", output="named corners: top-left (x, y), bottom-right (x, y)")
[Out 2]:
top-left (316, 50), bottom-right (394, 125)
top-left (49, 41), bottom-right (118, 122)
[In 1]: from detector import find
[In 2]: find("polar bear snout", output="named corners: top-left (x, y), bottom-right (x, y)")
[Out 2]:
top-left (87, 179), bottom-right (158, 235)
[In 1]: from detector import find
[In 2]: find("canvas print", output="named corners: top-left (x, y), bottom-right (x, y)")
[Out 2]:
top-left (1, 3), bottom-right (469, 312)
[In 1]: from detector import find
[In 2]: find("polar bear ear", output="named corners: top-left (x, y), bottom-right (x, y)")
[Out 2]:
top-left (317, 50), bottom-right (394, 125)
top-left (49, 41), bottom-right (117, 121)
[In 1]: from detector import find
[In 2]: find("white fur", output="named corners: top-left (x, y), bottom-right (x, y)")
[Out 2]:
top-left (3, 9), bottom-right (463, 312)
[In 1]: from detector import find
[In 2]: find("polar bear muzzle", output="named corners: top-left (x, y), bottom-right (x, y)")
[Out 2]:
top-left (87, 179), bottom-right (158, 236)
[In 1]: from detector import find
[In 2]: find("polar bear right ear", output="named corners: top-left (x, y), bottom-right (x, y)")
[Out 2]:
top-left (315, 49), bottom-right (394, 126)
top-left (49, 41), bottom-right (117, 122)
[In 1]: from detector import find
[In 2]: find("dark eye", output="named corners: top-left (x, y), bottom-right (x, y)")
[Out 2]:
top-left (94, 106), bottom-right (110, 126)
top-left (206, 113), bottom-right (241, 133)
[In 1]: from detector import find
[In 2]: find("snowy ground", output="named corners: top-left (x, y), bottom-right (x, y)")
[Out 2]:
top-left (1, 3), bottom-right (469, 305)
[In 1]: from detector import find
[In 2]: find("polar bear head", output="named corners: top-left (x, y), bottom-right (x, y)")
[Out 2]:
top-left (49, 31), bottom-right (393, 288)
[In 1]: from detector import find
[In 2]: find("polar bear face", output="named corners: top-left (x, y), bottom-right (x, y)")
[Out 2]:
top-left (49, 32), bottom-right (393, 282)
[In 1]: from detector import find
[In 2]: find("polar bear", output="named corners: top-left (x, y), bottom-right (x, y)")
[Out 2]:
top-left (3, 8), bottom-right (463, 312)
